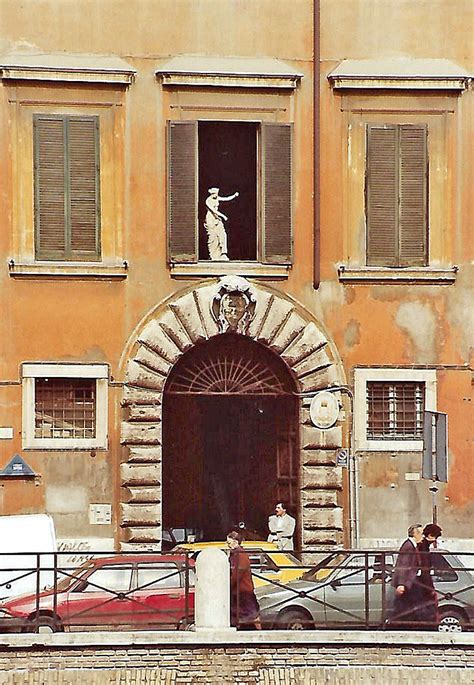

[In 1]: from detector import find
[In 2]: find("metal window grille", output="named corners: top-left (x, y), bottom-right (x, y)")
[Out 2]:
top-left (367, 381), bottom-right (424, 440)
top-left (34, 378), bottom-right (96, 439)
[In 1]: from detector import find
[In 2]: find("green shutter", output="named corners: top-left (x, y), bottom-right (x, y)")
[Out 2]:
top-left (167, 120), bottom-right (198, 263)
top-left (366, 124), bottom-right (428, 267)
top-left (34, 115), bottom-right (100, 261)
top-left (261, 122), bottom-right (293, 264)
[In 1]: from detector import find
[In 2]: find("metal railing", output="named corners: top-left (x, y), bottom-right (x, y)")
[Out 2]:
top-left (0, 548), bottom-right (472, 633)
top-left (0, 551), bottom-right (195, 633)
top-left (250, 548), bottom-right (474, 632)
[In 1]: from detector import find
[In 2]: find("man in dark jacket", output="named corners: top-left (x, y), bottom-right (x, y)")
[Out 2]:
top-left (390, 523), bottom-right (424, 627)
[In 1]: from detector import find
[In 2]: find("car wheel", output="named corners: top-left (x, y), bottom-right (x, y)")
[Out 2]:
top-left (278, 609), bottom-right (313, 630)
top-left (28, 615), bottom-right (63, 634)
top-left (438, 609), bottom-right (465, 633)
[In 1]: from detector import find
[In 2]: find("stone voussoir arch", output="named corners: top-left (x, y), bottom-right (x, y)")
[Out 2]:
top-left (120, 277), bottom-right (346, 551)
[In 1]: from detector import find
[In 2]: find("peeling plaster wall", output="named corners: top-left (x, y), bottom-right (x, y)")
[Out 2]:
top-left (395, 302), bottom-right (438, 364)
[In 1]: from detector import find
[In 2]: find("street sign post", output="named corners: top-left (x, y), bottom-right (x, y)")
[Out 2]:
top-left (422, 411), bottom-right (448, 524)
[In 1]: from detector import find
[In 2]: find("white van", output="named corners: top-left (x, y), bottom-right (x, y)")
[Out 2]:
top-left (0, 514), bottom-right (57, 600)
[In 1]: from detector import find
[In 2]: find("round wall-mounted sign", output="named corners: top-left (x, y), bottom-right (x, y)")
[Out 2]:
top-left (309, 391), bottom-right (340, 429)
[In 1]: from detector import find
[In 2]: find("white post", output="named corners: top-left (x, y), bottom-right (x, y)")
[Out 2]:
top-left (195, 548), bottom-right (233, 630)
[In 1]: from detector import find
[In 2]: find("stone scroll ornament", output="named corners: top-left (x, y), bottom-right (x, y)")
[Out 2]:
top-left (204, 187), bottom-right (239, 261)
top-left (211, 276), bottom-right (257, 334)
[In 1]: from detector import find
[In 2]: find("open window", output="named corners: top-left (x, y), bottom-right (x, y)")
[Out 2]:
top-left (167, 120), bottom-right (292, 267)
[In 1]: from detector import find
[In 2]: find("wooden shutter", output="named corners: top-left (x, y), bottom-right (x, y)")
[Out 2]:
top-left (399, 125), bottom-right (428, 266)
top-left (34, 115), bottom-right (100, 261)
top-left (366, 125), bottom-right (398, 266)
top-left (366, 124), bottom-right (428, 267)
top-left (261, 123), bottom-right (292, 264)
top-left (167, 121), bottom-right (198, 262)
top-left (68, 117), bottom-right (100, 259)
top-left (34, 116), bottom-right (66, 259)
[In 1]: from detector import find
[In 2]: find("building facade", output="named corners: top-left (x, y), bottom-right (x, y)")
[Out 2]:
top-left (0, 0), bottom-right (472, 555)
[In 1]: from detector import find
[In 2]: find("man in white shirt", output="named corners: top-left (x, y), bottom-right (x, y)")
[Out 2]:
top-left (267, 502), bottom-right (296, 551)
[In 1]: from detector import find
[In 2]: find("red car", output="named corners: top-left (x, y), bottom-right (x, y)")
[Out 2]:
top-left (0, 554), bottom-right (195, 633)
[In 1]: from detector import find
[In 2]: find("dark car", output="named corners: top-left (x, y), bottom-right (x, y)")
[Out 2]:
top-left (0, 554), bottom-right (195, 633)
top-left (256, 550), bottom-right (474, 632)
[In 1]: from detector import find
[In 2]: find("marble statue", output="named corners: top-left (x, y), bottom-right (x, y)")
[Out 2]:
top-left (204, 187), bottom-right (239, 261)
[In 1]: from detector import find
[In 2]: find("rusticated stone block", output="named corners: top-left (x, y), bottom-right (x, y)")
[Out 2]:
top-left (128, 404), bottom-right (162, 422)
top-left (302, 528), bottom-right (344, 546)
top-left (301, 489), bottom-right (339, 508)
top-left (159, 309), bottom-right (193, 353)
top-left (121, 385), bottom-right (162, 406)
top-left (302, 465), bottom-right (342, 490)
top-left (281, 322), bottom-right (328, 367)
top-left (301, 425), bottom-right (343, 450)
top-left (120, 503), bottom-right (161, 527)
top-left (170, 292), bottom-right (207, 344)
top-left (134, 345), bottom-right (171, 376)
top-left (138, 319), bottom-right (181, 363)
top-left (268, 310), bottom-right (306, 353)
top-left (246, 290), bottom-right (274, 340)
top-left (195, 285), bottom-right (220, 339)
top-left (303, 507), bottom-right (343, 530)
top-left (121, 421), bottom-right (161, 445)
top-left (121, 526), bottom-right (162, 543)
top-left (255, 297), bottom-right (294, 346)
top-left (300, 448), bottom-right (337, 466)
top-left (122, 486), bottom-right (161, 504)
top-left (293, 347), bottom-right (331, 379)
top-left (299, 365), bottom-right (340, 393)
top-left (120, 463), bottom-right (161, 486)
top-left (126, 447), bottom-right (162, 463)
top-left (126, 360), bottom-right (165, 391)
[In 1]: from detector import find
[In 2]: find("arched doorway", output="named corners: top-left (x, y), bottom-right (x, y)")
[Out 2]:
top-left (120, 277), bottom-right (346, 552)
top-left (162, 334), bottom-right (299, 541)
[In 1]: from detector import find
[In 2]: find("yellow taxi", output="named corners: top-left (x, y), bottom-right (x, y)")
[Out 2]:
top-left (171, 540), bottom-right (307, 588)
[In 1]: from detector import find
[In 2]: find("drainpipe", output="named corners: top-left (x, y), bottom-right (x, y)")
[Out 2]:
top-left (313, 0), bottom-right (320, 289)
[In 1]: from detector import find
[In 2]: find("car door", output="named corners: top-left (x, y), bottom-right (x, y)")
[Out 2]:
top-left (132, 561), bottom-right (194, 628)
top-left (323, 554), bottom-right (391, 627)
top-left (247, 552), bottom-right (281, 588)
top-left (66, 564), bottom-right (134, 628)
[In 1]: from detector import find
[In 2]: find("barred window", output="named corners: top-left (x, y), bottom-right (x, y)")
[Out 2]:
top-left (367, 381), bottom-right (424, 440)
top-left (34, 378), bottom-right (96, 439)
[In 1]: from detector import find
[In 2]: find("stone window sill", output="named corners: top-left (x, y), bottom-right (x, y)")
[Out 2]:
top-left (337, 265), bottom-right (458, 284)
top-left (8, 260), bottom-right (129, 280)
top-left (170, 261), bottom-right (290, 279)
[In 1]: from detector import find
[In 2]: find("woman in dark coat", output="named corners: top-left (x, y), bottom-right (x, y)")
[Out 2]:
top-left (226, 530), bottom-right (261, 629)
top-left (414, 523), bottom-right (442, 629)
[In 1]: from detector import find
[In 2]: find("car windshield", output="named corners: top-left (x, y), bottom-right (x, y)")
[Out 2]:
top-left (301, 553), bottom-right (347, 582)
top-left (55, 560), bottom-right (95, 592)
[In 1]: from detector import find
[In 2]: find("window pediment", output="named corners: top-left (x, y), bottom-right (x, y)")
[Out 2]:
top-left (328, 58), bottom-right (471, 91)
top-left (0, 52), bottom-right (136, 85)
top-left (156, 55), bottom-right (302, 89)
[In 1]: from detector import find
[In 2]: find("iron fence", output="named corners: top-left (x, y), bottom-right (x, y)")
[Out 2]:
top-left (0, 548), bottom-right (472, 633)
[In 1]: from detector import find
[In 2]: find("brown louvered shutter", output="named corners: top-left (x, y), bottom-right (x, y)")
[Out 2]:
top-left (68, 117), bottom-right (100, 259)
top-left (34, 116), bottom-right (66, 259)
top-left (167, 120), bottom-right (198, 262)
top-left (366, 125), bottom-right (398, 266)
top-left (399, 125), bottom-right (428, 266)
top-left (366, 124), bottom-right (428, 267)
top-left (34, 115), bottom-right (100, 261)
top-left (261, 123), bottom-right (292, 264)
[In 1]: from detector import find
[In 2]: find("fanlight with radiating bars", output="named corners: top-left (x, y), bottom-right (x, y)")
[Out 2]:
top-left (165, 335), bottom-right (295, 396)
